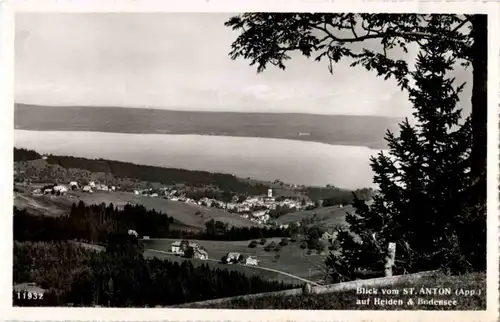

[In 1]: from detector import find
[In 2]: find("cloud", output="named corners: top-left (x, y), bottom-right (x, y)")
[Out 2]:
top-left (15, 13), bottom-right (471, 118)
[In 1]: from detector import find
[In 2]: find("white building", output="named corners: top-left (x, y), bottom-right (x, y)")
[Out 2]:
top-left (268, 189), bottom-right (273, 198)
top-left (171, 241), bottom-right (199, 256)
top-left (82, 185), bottom-right (93, 193)
top-left (53, 185), bottom-right (68, 193)
top-left (193, 248), bottom-right (208, 260)
top-left (245, 256), bottom-right (259, 266)
top-left (69, 181), bottom-right (79, 189)
top-left (89, 181), bottom-right (96, 188)
top-left (128, 229), bottom-right (139, 238)
top-left (133, 190), bottom-right (140, 195)
top-left (96, 184), bottom-right (109, 191)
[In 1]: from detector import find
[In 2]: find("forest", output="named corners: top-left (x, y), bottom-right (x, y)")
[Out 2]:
top-left (13, 241), bottom-right (296, 307)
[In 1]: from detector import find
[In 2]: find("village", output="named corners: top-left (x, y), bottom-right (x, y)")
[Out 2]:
top-left (27, 179), bottom-right (316, 226)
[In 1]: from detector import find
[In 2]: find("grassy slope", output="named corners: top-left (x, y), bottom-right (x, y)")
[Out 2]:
top-left (72, 191), bottom-right (259, 228)
top-left (275, 205), bottom-right (353, 229)
top-left (184, 272), bottom-right (487, 310)
top-left (14, 193), bottom-right (76, 217)
top-left (75, 240), bottom-right (302, 285)
top-left (14, 190), bottom-right (259, 229)
top-left (143, 238), bottom-right (327, 281)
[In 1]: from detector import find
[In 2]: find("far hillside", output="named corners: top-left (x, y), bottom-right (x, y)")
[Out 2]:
top-left (15, 104), bottom-right (401, 149)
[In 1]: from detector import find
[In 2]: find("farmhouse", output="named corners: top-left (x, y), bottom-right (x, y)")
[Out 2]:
top-left (96, 184), bottom-right (109, 191)
top-left (171, 241), bottom-right (182, 254)
top-left (31, 188), bottom-right (42, 196)
top-left (53, 185), bottom-right (68, 194)
top-left (171, 241), bottom-right (199, 255)
top-left (193, 248), bottom-right (208, 260)
top-left (245, 256), bottom-right (259, 266)
top-left (226, 252), bottom-right (241, 262)
top-left (128, 229), bottom-right (139, 238)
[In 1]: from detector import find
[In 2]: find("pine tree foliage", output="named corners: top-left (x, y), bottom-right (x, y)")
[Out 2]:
top-left (326, 17), bottom-right (485, 282)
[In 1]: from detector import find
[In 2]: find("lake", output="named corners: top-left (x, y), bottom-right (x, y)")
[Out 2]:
top-left (14, 130), bottom-right (381, 189)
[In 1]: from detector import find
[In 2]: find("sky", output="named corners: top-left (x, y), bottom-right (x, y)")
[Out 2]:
top-left (15, 13), bottom-right (472, 117)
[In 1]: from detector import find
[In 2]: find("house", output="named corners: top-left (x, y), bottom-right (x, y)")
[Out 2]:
top-left (321, 232), bottom-right (336, 243)
top-left (82, 185), bottom-right (93, 193)
top-left (171, 241), bottom-right (182, 255)
top-left (43, 188), bottom-right (53, 195)
top-left (53, 185), bottom-right (68, 194)
top-left (143, 236), bottom-right (150, 240)
top-left (171, 241), bottom-right (199, 256)
top-left (128, 229), bottom-right (139, 238)
top-left (32, 188), bottom-right (42, 196)
top-left (110, 186), bottom-right (116, 191)
top-left (89, 181), bottom-right (96, 188)
top-left (133, 190), bottom-right (140, 195)
top-left (193, 248), bottom-right (208, 260)
top-left (226, 252), bottom-right (241, 263)
top-left (245, 256), bottom-right (259, 266)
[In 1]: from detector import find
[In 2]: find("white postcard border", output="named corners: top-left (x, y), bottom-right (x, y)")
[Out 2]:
top-left (1, 1), bottom-right (498, 321)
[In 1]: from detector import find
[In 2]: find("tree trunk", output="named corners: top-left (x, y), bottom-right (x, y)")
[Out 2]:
top-left (470, 14), bottom-right (487, 209)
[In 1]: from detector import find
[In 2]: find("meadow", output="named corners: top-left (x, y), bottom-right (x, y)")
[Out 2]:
top-left (15, 190), bottom-right (258, 229)
top-left (142, 238), bottom-right (328, 283)
top-left (275, 205), bottom-right (352, 229)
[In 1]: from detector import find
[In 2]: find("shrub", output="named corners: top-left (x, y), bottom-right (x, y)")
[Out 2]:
top-left (260, 238), bottom-right (267, 245)
top-left (278, 238), bottom-right (289, 247)
top-left (248, 241), bottom-right (258, 248)
top-left (300, 242), bottom-right (307, 249)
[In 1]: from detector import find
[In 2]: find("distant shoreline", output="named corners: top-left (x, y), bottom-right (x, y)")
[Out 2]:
top-left (14, 127), bottom-right (387, 151)
top-left (15, 103), bottom-right (400, 150)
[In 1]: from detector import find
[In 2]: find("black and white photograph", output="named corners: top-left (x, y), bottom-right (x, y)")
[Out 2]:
top-left (5, 2), bottom-right (499, 319)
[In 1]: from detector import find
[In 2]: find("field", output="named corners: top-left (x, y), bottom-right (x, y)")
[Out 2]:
top-left (275, 205), bottom-right (352, 229)
top-left (14, 190), bottom-right (259, 229)
top-left (14, 192), bottom-right (76, 217)
top-left (142, 238), bottom-right (328, 283)
top-left (75, 240), bottom-right (306, 285)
